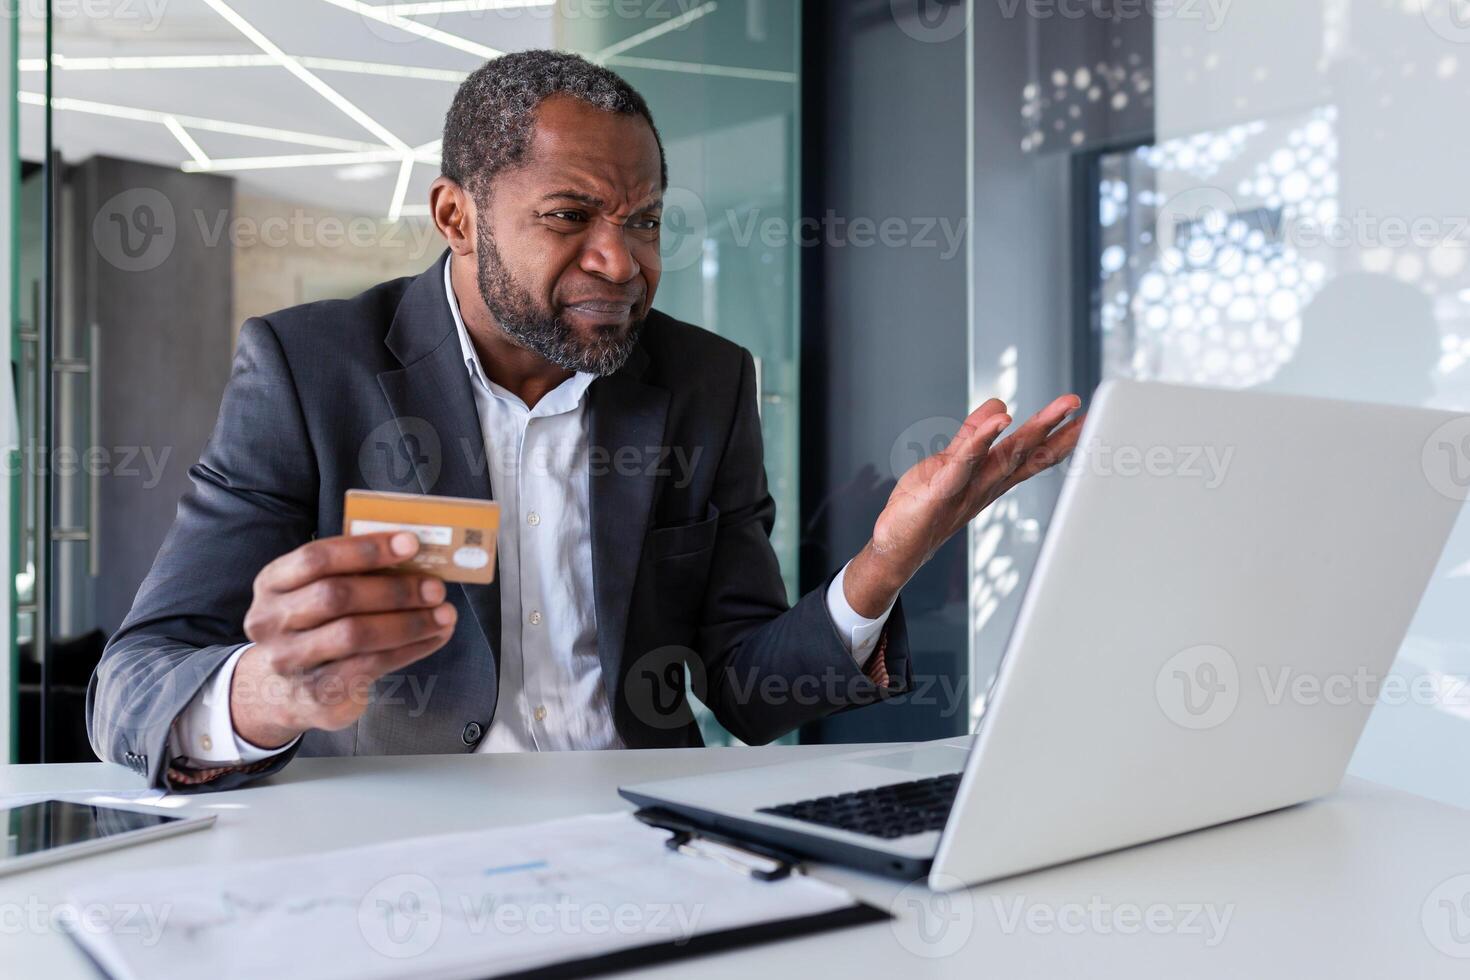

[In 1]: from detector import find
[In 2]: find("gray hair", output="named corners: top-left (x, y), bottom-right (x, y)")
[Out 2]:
top-left (441, 49), bottom-right (667, 198)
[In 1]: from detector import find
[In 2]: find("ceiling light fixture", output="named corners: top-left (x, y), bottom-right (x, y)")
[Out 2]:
top-left (316, 0), bottom-right (503, 60)
top-left (163, 116), bottom-right (211, 167)
top-left (203, 0), bottom-right (411, 151)
top-left (382, 0), bottom-right (554, 12)
top-left (388, 155), bottom-right (416, 221)
top-left (182, 150), bottom-right (408, 173)
top-left (19, 52), bottom-right (469, 83)
top-left (17, 92), bottom-right (385, 152)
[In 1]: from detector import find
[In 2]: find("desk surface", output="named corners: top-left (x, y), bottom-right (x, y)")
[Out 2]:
top-left (3, 744), bottom-right (1470, 978)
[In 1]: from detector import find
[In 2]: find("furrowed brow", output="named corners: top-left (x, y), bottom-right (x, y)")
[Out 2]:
top-left (541, 190), bottom-right (605, 208)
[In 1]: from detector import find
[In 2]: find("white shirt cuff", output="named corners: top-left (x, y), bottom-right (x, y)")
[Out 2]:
top-left (168, 643), bottom-right (300, 765)
top-left (825, 561), bottom-right (895, 668)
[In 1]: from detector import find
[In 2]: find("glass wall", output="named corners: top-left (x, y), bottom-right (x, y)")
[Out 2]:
top-left (12, 0), bottom-right (799, 759)
top-left (1089, 1), bottom-right (1470, 806)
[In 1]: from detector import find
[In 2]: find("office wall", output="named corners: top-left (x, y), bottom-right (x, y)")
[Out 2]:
top-left (802, 0), bottom-right (972, 742)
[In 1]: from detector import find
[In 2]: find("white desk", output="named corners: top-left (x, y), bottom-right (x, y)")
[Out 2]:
top-left (3, 744), bottom-right (1470, 978)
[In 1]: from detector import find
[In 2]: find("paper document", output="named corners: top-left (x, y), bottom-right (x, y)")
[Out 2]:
top-left (65, 811), bottom-right (863, 980)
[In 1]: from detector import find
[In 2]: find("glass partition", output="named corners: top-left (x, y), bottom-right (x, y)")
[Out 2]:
top-left (1091, 0), bottom-right (1470, 807)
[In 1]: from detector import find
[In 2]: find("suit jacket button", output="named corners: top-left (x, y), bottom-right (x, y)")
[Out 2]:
top-left (462, 722), bottom-right (482, 745)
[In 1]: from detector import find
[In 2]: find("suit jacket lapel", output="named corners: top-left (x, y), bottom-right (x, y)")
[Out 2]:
top-left (376, 253), bottom-right (502, 667)
top-left (588, 345), bottom-right (669, 703)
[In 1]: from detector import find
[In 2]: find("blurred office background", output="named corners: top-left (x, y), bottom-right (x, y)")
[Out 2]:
top-left (3, 0), bottom-right (1469, 810)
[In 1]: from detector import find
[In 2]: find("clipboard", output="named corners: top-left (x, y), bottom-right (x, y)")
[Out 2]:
top-left (492, 808), bottom-right (891, 980)
top-left (62, 810), bottom-right (891, 980)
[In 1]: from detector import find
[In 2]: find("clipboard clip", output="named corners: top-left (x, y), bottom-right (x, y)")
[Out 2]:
top-left (634, 807), bottom-right (801, 882)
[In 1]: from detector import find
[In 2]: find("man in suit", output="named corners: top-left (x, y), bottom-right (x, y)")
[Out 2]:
top-left (87, 51), bottom-right (1080, 791)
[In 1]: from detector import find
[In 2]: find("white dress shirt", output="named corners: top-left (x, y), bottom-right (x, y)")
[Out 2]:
top-left (170, 261), bottom-right (893, 765)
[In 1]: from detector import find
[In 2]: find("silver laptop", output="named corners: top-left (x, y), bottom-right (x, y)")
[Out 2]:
top-left (620, 379), bottom-right (1467, 890)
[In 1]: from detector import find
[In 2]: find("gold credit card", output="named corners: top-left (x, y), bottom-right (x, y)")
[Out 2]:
top-left (343, 489), bottom-right (500, 584)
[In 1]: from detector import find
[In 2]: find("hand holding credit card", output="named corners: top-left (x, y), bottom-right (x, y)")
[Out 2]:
top-left (343, 490), bottom-right (501, 584)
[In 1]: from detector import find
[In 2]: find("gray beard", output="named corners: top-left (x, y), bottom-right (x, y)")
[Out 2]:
top-left (475, 228), bottom-right (644, 376)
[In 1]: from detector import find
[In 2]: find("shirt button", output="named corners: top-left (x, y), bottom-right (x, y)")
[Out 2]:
top-left (527, 511), bottom-right (540, 526)
top-left (528, 610), bottom-right (542, 626)
top-left (534, 705), bottom-right (548, 722)
top-left (200, 734), bottom-right (213, 752)
top-left (462, 721), bottom-right (483, 745)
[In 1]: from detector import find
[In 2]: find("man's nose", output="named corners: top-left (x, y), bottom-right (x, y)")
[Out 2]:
top-left (579, 218), bottom-right (640, 284)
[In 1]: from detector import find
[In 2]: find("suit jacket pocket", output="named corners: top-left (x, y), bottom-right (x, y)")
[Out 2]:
top-left (647, 502), bottom-right (720, 561)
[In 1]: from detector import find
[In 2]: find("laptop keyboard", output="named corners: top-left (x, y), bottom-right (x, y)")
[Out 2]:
top-left (757, 772), bottom-right (963, 840)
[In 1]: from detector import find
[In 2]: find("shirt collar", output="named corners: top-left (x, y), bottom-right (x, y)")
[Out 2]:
top-left (443, 256), bottom-right (595, 416)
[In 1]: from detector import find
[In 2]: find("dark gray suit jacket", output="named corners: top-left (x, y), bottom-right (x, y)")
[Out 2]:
top-left (87, 254), bottom-right (910, 790)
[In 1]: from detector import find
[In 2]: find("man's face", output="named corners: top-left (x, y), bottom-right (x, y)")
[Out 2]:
top-left (473, 94), bottom-right (663, 375)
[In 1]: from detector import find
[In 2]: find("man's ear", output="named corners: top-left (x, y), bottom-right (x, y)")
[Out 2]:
top-left (430, 176), bottom-right (475, 256)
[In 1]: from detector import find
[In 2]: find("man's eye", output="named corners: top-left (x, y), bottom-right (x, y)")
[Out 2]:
top-left (630, 217), bottom-right (661, 231)
top-left (545, 210), bottom-right (586, 223)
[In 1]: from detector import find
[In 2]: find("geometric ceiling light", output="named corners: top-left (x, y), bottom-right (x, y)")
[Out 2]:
top-left (316, 0), bottom-right (504, 59)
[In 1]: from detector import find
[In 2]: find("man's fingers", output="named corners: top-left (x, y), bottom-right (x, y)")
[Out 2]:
top-left (946, 399), bottom-right (1010, 459)
top-left (257, 532), bottom-right (421, 594)
top-left (993, 413), bottom-right (1085, 498)
top-left (274, 573), bottom-right (448, 633)
top-left (267, 605), bottom-right (457, 673)
top-left (986, 394), bottom-right (1081, 479)
top-left (292, 634), bottom-right (453, 732)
